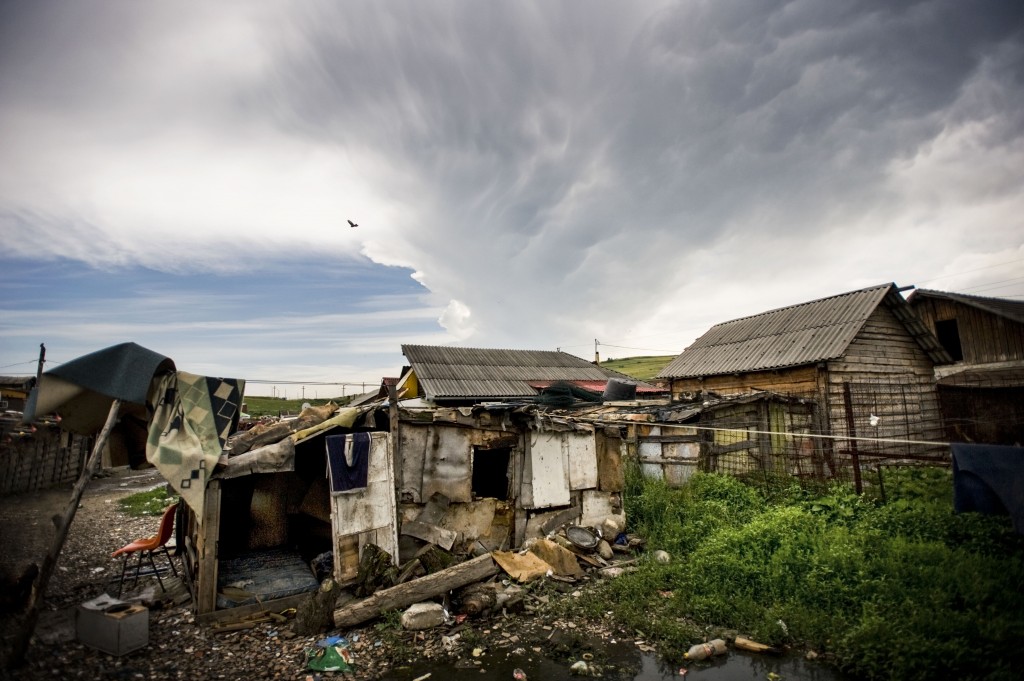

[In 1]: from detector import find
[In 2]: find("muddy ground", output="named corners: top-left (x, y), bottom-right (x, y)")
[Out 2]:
top-left (0, 468), bottom-right (655, 680)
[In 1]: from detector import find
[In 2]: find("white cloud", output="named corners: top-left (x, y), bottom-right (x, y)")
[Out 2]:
top-left (437, 299), bottom-right (476, 342)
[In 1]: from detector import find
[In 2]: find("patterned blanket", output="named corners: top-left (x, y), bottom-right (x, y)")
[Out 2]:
top-left (146, 371), bottom-right (244, 517)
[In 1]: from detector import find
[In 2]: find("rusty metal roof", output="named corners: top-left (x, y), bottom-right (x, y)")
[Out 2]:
top-left (401, 345), bottom-right (659, 401)
top-left (658, 283), bottom-right (949, 379)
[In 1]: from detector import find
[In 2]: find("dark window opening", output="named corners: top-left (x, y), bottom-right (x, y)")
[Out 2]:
top-left (935, 319), bottom-right (964, 361)
top-left (472, 446), bottom-right (511, 500)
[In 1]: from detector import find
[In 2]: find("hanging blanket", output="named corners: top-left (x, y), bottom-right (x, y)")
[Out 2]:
top-left (147, 371), bottom-right (245, 516)
top-left (326, 432), bottom-right (370, 494)
top-left (951, 442), bottom-right (1024, 534)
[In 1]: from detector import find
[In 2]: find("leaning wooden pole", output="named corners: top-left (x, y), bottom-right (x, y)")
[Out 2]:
top-left (6, 399), bottom-right (122, 669)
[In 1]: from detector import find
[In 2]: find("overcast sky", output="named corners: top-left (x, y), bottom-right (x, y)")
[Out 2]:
top-left (1, 1), bottom-right (1022, 397)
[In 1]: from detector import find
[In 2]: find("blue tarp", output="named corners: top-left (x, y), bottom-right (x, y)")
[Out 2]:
top-left (951, 442), bottom-right (1024, 534)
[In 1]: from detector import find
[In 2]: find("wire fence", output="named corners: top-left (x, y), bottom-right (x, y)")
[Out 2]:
top-left (635, 381), bottom-right (959, 496)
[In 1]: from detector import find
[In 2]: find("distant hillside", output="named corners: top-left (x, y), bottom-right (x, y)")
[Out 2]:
top-left (600, 355), bottom-right (675, 382)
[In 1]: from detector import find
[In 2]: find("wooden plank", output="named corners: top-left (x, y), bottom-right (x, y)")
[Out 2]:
top-left (197, 591), bottom-right (313, 627)
top-left (196, 478), bottom-right (222, 615)
top-left (333, 554), bottom-right (498, 629)
top-left (401, 519), bottom-right (457, 550)
top-left (539, 504), bottom-right (582, 535)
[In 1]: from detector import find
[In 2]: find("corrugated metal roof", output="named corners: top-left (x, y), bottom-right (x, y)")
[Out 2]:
top-left (658, 284), bottom-right (908, 378)
top-left (908, 289), bottom-right (1024, 325)
top-left (401, 345), bottom-right (659, 400)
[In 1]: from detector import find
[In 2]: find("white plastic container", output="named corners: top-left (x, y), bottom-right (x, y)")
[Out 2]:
top-left (684, 638), bottom-right (727, 660)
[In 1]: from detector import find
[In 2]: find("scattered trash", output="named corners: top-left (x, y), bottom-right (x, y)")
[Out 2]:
top-left (734, 636), bottom-right (782, 654)
top-left (513, 668), bottom-right (527, 680)
top-left (565, 525), bottom-right (599, 551)
top-left (570, 660), bottom-right (590, 675)
top-left (653, 550), bottom-right (671, 564)
top-left (305, 636), bottom-right (353, 672)
top-left (412, 674), bottom-right (432, 681)
top-left (683, 638), bottom-right (727, 660)
top-left (401, 602), bottom-right (446, 630)
top-left (767, 673), bottom-right (783, 681)
top-left (678, 669), bottom-right (688, 677)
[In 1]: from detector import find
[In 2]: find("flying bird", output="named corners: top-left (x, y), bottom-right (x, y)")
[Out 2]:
top-left (348, 219), bottom-right (358, 228)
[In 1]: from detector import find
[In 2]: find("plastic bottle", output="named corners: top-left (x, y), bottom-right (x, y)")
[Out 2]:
top-left (683, 638), bottom-right (727, 660)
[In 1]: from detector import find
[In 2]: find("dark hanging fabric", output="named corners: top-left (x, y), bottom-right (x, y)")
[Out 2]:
top-left (952, 442), bottom-right (1024, 534)
top-left (326, 432), bottom-right (371, 493)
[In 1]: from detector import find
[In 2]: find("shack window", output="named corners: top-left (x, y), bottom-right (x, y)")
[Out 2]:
top-left (935, 319), bottom-right (964, 361)
top-left (472, 445), bottom-right (511, 500)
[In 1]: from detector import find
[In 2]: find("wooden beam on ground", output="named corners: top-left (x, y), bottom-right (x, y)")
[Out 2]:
top-left (333, 554), bottom-right (498, 629)
top-left (6, 399), bottom-right (121, 669)
top-left (197, 591), bottom-right (313, 627)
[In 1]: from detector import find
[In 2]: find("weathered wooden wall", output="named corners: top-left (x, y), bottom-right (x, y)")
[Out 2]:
top-left (912, 297), bottom-right (1024, 365)
top-left (669, 365), bottom-right (821, 401)
top-left (0, 427), bottom-right (91, 496)
top-left (824, 305), bottom-right (944, 445)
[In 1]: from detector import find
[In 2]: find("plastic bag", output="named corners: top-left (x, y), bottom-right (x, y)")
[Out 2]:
top-left (306, 637), bottom-right (354, 672)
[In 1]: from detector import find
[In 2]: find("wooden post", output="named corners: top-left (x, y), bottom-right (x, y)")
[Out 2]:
top-left (196, 479), bottom-right (222, 615)
top-left (842, 382), bottom-right (863, 494)
top-left (6, 399), bottom-right (121, 669)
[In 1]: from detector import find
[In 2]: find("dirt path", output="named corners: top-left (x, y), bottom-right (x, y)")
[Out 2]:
top-left (1, 468), bottom-right (642, 680)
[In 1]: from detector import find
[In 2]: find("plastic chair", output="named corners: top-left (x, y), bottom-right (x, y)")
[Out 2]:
top-left (112, 502), bottom-right (179, 596)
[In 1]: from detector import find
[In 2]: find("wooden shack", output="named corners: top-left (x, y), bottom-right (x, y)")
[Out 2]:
top-left (657, 283), bottom-right (953, 462)
top-left (393, 403), bottom-right (625, 561)
top-left (908, 289), bottom-right (1024, 445)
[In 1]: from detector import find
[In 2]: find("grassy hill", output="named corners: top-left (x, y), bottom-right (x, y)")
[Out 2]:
top-left (600, 355), bottom-right (674, 382)
top-left (242, 395), bottom-right (349, 417)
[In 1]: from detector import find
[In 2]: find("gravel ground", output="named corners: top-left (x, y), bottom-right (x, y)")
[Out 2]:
top-left (1, 468), bottom-right (642, 681)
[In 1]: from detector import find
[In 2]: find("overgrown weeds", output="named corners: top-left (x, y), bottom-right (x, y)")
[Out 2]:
top-left (569, 466), bottom-right (1024, 680)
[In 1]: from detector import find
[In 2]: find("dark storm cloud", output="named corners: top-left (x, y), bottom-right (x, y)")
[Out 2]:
top-left (253, 0), bottom-right (1023, 342)
top-left (1, 0), bottom-right (1022, 357)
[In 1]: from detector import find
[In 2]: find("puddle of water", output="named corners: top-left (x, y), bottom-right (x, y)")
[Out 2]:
top-left (381, 642), bottom-right (850, 681)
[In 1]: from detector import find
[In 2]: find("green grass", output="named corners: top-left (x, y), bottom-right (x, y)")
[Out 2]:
top-left (601, 355), bottom-right (675, 382)
top-left (569, 465), bottom-right (1024, 680)
top-left (242, 395), bottom-right (349, 417)
top-left (117, 485), bottom-right (178, 517)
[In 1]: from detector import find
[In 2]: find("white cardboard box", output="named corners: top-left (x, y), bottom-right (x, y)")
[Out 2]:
top-left (76, 594), bottom-right (149, 656)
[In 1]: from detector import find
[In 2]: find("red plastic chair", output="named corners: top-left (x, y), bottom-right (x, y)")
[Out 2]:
top-left (112, 502), bottom-right (179, 596)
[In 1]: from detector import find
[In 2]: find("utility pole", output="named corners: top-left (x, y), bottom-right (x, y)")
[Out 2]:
top-left (302, 385), bottom-right (305, 400)
top-left (36, 343), bottom-right (46, 380)
top-left (594, 339), bottom-right (600, 365)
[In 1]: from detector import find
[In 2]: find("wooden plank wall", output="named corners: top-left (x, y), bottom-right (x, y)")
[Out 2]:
top-left (670, 365), bottom-right (820, 400)
top-left (825, 305), bottom-right (944, 445)
top-left (912, 297), bottom-right (1024, 365)
top-left (0, 429), bottom-right (91, 496)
